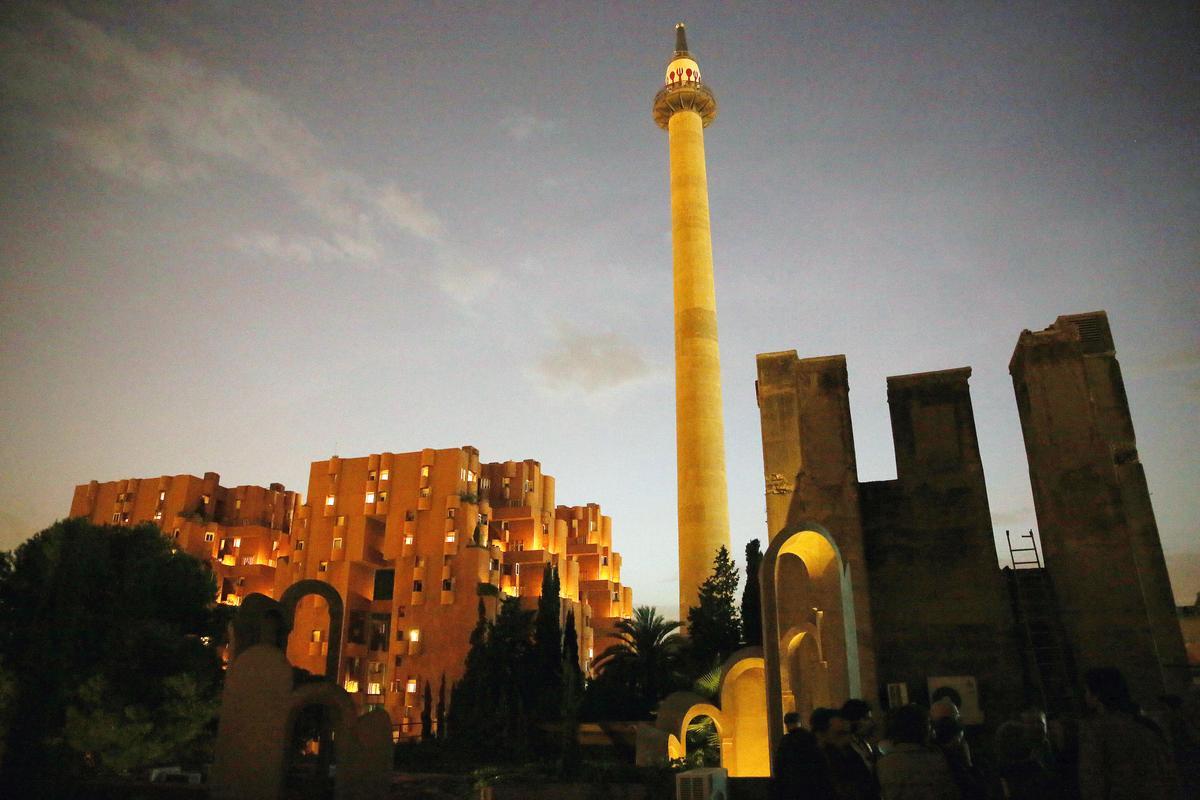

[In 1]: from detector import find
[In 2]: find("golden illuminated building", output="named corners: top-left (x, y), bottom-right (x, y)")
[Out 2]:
top-left (70, 446), bottom-right (634, 736)
top-left (653, 24), bottom-right (732, 622)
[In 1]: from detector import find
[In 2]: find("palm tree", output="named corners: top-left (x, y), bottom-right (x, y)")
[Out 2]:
top-left (595, 606), bottom-right (683, 712)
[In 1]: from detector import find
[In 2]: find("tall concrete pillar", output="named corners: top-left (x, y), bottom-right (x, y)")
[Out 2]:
top-left (653, 24), bottom-right (731, 622)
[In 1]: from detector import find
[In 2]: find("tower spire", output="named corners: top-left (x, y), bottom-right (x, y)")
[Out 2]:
top-left (674, 22), bottom-right (689, 56)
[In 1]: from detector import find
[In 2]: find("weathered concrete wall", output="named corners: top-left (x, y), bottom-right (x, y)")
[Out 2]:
top-left (1010, 311), bottom-right (1190, 700)
top-left (860, 368), bottom-right (1024, 723)
top-left (755, 351), bottom-right (878, 701)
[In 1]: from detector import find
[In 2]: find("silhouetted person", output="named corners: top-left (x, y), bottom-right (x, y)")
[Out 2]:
top-left (875, 704), bottom-right (960, 800)
top-left (930, 701), bottom-right (982, 799)
top-left (823, 712), bottom-right (880, 800)
top-left (840, 699), bottom-right (879, 778)
top-left (773, 710), bottom-right (837, 800)
top-left (994, 719), bottom-right (1060, 800)
top-left (1078, 666), bottom-right (1179, 799)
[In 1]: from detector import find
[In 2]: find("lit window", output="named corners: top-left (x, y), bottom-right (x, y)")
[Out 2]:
top-left (233, 537), bottom-right (241, 547)
top-left (378, 491), bottom-right (388, 502)
top-left (409, 629), bottom-right (420, 642)
top-left (344, 679), bottom-right (359, 693)
top-left (325, 495), bottom-right (335, 506)
top-left (204, 532), bottom-right (215, 542)
top-left (312, 630), bottom-right (323, 642)
top-left (420, 466), bottom-right (430, 478)
top-left (242, 557), bottom-right (254, 566)
top-left (319, 561), bottom-right (328, 572)
top-left (447, 507), bottom-right (456, 518)
top-left (333, 537), bottom-right (343, 549)
top-left (459, 468), bottom-right (467, 481)
top-left (235, 499), bottom-right (242, 509)
top-left (153, 511), bottom-right (162, 520)
top-left (406, 678), bottom-right (417, 693)
top-left (419, 487), bottom-right (430, 498)
top-left (365, 492), bottom-right (375, 504)
top-left (367, 682), bottom-right (382, 695)
top-left (445, 532), bottom-right (456, 543)
top-left (337, 515), bottom-right (346, 526)
top-left (368, 470), bottom-right (377, 481)
top-left (404, 535), bottom-right (414, 545)
top-left (380, 470), bottom-right (389, 481)
top-left (220, 539), bottom-right (227, 549)
top-left (111, 512), bottom-right (120, 523)
top-left (159, 491), bottom-right (166, 501)
top-left (467, 470), bottom-right (476, 482)
top-left (296, 541), bottom-right (305, 551)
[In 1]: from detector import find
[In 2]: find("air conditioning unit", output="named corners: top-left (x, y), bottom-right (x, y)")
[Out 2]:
top-left (676, 767), bottom-right (728, 800)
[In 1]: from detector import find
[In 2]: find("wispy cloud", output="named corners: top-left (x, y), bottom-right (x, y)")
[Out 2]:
top-left (533, 323), bottom-right (655, 394)
top-left (500, 111), bottom-right (555, 142)
top-left (0, 5), bottom-right (449, 274)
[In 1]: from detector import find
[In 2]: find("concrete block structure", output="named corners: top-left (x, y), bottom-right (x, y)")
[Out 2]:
top-left (70, 446), bottom-right (634, 737)
top-left (1010, 311), bottom-right (1190, 700)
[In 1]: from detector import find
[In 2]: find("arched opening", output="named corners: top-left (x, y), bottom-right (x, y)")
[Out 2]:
top-left (720, 655), bottom-right (770, 776)
top-left (285, 702), bottom-right (339, 800)
top-left (685, 713), bottom-right (722, 768)
top-left (288, 594), bottom-right (331, 676)
top-left (280, 580), bottom-right (344, 679)
top-left (761, 524), bottom-right (857, 764)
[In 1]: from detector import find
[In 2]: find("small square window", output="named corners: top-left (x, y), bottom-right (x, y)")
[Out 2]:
top-left (319, 561), bottom-right (328, 572)
top-left (420, 466), bottom-right (430, 478)
top-left (368, 470), bottom-right (377, 481)
top-left (336, 515), bottom-right (346, 526)
top-left (235, 499), bottom-right (242, 509)
top-left (365, 492), bottom-right (375, 504)
top-left (153, 511), bottom-right (163, 520)
top-left (396, 606), bottom-right (406, 618)
top-left (380, 470), bottom-right (389, 481)
top-left (233, 537), bottom-right (241, 547)
top-left (467, 470), bottom-right (476, 482)
top-left (378, 491), bottom-right (388, 502)
top-left (242, 557), bottom-right (254, 566)
top-left (447, 507), bottom-right (456, 518)
top-left (419, 487), bottom-right (431, 498)
top-left (412, 580), bottom-right (423, 592)
top-left (409, 629), bottom-right (420, 643)
top-left (111, 512), bottom-right (121, 523)
top-left (312, 630), bottom-right (323, 643)
top-left (396, 627), bottom-right (406, 642)
top-left (445, 532), bottom-right (456, 543)
top-left (404, 534), bottom-right (414, 545)
top-left (442, 579), bottom-right (453, 591)
top-left (296, 540), bottom-right (305, 551)
top-left (325, 495), bottom-right (336, 506)
top-left (333, 537), bottom-right (343, 549)
top-left (405, 510), bottom-right (416, 521)
top-left (159, 491), bottom-right (167, 501)
top-left (204, 532), bottom-right (215, 542)
top-left (406, 678), bottom-right (418, 693)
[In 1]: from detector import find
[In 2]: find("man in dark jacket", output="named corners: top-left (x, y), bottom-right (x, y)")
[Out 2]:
top-left (773, 711), bottom-right (837, 800)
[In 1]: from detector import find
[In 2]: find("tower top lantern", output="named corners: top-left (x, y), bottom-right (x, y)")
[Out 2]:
top-left (653, 23), bottom-right (718, 130)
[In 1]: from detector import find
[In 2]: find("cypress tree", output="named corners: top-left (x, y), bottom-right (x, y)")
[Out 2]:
top-left (741, 539), bottom-right (763, 647)
top-left (532, 563), bottom-right (563, 719)
top-left (436, 674), bottom-right (446, 739)
top-left (686, 545), bottom-right (742, 669)
top-left (420, 680), bottom-right (433, 741)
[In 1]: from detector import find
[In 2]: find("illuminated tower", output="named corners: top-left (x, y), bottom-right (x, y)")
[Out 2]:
top-left (653, 23), bottom-right (731, 622)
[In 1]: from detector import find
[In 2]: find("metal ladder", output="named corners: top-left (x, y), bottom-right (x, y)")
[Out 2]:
top-left (1005, 530), bottom-right (1079, 714)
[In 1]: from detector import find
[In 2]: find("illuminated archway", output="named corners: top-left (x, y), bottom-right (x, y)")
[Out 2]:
top-left (761, 523), bottom-right (857, 761)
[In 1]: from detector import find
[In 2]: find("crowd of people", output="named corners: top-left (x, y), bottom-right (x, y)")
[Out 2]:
top-left (771, 667), bottom-right (1200, 799)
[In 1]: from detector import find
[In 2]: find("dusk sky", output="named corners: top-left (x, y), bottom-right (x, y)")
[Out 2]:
top-left (2, 2), bottom-right (1196, 610)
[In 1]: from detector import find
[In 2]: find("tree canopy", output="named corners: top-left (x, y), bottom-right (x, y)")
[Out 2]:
top-left (590, 605), bottom-right (683, 719)
top-left (0, 518), bottom-right (227, 788)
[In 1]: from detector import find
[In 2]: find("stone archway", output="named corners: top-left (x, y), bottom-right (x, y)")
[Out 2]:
top-left (280, 579), bottom-right (344, 679)
top-left (761, 523), bottom-right (857, 760)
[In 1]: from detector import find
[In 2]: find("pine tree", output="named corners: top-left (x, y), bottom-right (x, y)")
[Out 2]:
top-left (447, 599), bottom-right (491, 744)
top-left (741, 539), bottom-right (764, 647)
top-left (686, 545), bottom-right (742, 669)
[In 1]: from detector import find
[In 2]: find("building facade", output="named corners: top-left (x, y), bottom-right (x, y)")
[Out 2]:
top-left (70, 446), bottom-right (634, 736)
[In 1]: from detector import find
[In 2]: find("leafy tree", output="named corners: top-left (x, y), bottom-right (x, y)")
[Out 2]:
top-left (532, 563), bottom-right (563, 719)
top-left (592, 606), bottom-right (684, 718)
top-left (741, 539), bottom-right (764, 647)
top-left (0, 518), bottom-right (226, 788)
top-left (686, 546), bottom-right (742, 669)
